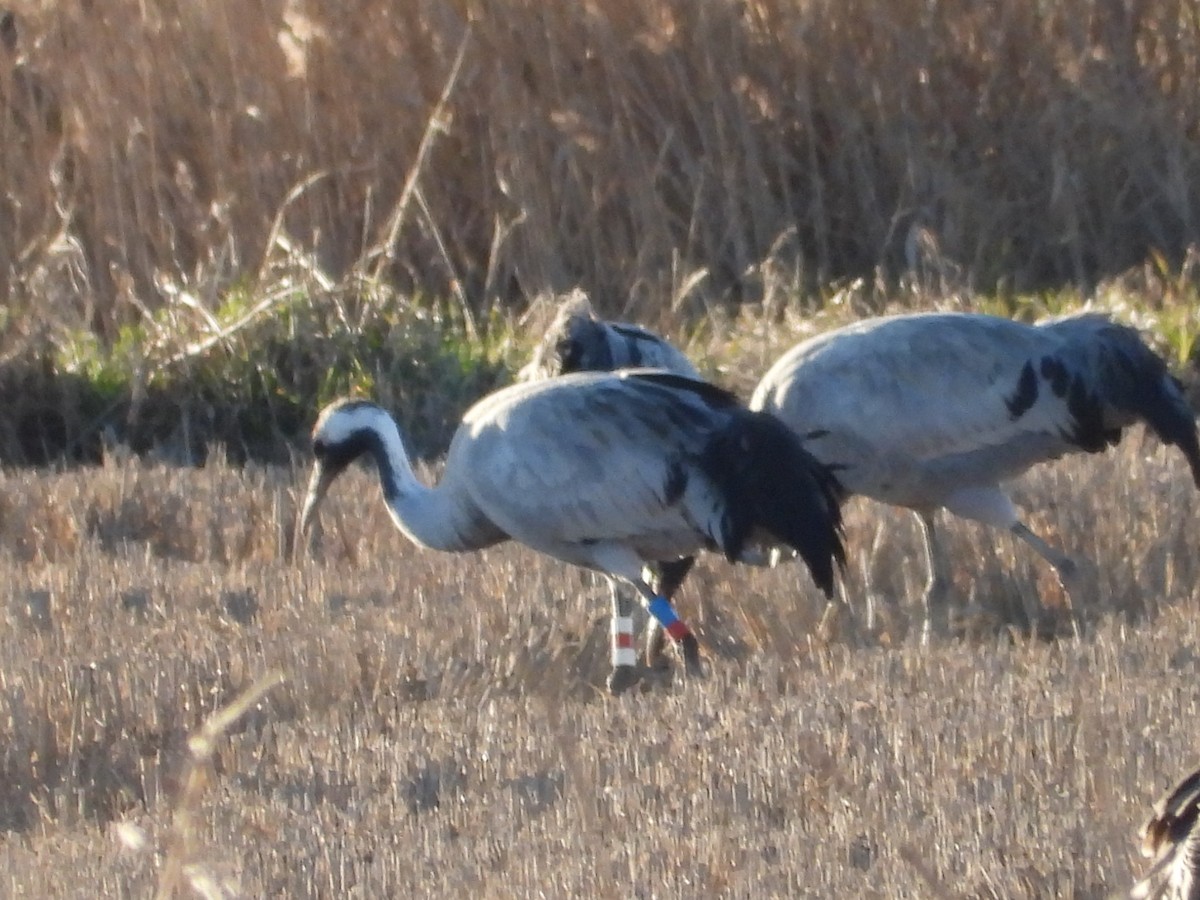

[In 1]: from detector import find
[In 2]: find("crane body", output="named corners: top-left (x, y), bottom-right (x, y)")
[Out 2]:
top-left (752, 311), bottom-right (1200, 636)
top-left (300, 370), bottom-right (844, 692)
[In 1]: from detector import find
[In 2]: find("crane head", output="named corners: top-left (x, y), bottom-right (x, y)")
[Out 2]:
top-left (299, 399), bottom-right (386, 534)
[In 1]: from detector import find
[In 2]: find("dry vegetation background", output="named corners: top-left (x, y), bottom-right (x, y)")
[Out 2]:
top-left (0, 0), bottom-right (1197, 463)
top-left (4, 0), bottom-right (1199, 328)
top-left (0, 0), bottom-right (1199, 896)
top-left (0, 0), bottom-right (1198, 358)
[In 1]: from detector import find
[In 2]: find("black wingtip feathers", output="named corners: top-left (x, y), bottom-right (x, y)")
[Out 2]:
top-left (701, 409), bottom-right (846, 597)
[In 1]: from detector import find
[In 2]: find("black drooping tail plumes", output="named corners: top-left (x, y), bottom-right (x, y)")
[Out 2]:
top-left (1102, 331), bottom-right (1200, 488)
top-left (1048, 315), bottom-right (1200, 487)
top-left (701, 408), bottom-right (846, 597)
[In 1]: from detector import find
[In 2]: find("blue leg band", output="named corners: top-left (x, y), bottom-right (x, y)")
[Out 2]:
top-left (648, 596), bottom-right (679, 627)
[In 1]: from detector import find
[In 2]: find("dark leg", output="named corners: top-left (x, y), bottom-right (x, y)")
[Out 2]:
top-left (643, 557), bottom-right (696, 671)
top-left (1010, 522), bottom-right (1084, 638)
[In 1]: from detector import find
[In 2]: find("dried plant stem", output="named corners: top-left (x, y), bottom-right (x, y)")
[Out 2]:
top-left (363, 26), bottom-right (472, 283)
top-left (154, 670), bottom-right (285, 900)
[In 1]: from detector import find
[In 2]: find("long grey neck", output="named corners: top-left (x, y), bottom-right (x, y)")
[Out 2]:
top-left (360, 418), bottom-right (499, 552)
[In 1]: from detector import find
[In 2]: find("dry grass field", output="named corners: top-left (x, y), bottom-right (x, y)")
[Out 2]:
top-left (0, 431), bottom-right (1197, 897)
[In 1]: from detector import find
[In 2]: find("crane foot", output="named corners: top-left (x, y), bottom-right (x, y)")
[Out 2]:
top-left (607, 665), bottom-right (640, 695)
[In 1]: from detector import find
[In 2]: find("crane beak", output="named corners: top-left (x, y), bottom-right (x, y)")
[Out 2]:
top-left (299, 462), bottom-right (335, 534)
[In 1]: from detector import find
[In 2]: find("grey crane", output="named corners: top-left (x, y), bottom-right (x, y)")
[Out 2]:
top-left (541, 307), bottom-right (1200, 641)
top-left (519, 290), bottom-right (700, 382)
top-left (1129, 766), bottom-right (1200, 899)
top-left (299, 370), bottom-right (844, 693)
top-left (751, 311), bottom-right (1200, 638)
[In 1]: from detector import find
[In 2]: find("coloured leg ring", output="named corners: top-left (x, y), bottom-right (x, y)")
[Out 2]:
top-left (647, 596), bottom-right (692, 642)
top-left (611, 615), bottom-right (637, 667)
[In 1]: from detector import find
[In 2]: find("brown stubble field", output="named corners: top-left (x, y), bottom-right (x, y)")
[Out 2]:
top-left (0, 435), bottom-right (1196, 898)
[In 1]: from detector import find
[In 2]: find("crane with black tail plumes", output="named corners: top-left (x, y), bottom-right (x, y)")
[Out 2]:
top-left (298, 370), bottom-right (844, 694)
top-left (1127, 766), bottom-right (1200, 899)
top-left (751, 311), bottom-right (1200, 640)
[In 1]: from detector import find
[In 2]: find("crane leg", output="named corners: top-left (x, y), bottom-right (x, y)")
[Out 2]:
top-left (606, 580), bottom-right (640, 695)
top-left (1010, 522), bottom-right (1083, 638)
top-left (591, 545), bottom-right (702, 689)
top-left (630, 574), bottom-right (703, 680)
top-left (643, 557), bottom-right (696, 672)
top-left (918, 512), bottom-right (952, 644)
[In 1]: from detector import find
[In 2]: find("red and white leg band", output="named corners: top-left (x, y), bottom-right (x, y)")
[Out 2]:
top-left (611, 615), bottom-right (637, 668)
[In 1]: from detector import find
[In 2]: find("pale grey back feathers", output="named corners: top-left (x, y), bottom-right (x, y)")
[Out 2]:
top-left (749, 311), bottom-right (1200, 506)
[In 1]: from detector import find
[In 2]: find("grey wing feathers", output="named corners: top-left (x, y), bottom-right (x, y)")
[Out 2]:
top-left (750, 314), bottom-right (1080, 475)
top-left (457, 373), bottom-right (730, 547)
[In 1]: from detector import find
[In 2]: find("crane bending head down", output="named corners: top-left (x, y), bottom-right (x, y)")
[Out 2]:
top-left (1130, 765), bottom-right (1200, 899)
top-left (300, 370), bottom-right (844, 693)
top-left (519, 290), bottom-right (700, 382)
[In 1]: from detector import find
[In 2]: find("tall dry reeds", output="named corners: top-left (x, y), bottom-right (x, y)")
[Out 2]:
top-left (1, 0), bottom-right (1198, 346)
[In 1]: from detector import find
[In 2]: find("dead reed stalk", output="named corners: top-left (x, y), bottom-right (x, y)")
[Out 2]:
top-left (154, 670), bottom-right (284, 900)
